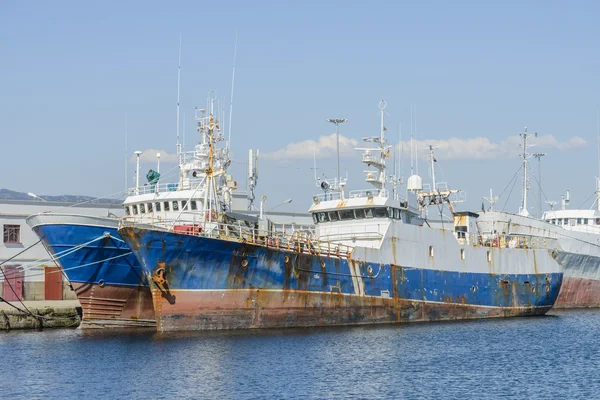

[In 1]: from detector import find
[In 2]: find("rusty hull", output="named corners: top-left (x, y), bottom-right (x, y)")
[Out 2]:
top-left (554, 276), bottom-right (600, 308)
top-left (150, 288), bottom-right (551, 332)
top-left (74, 282), bottom-right (156, 328)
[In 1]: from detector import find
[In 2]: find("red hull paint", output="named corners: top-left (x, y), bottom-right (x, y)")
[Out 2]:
top-left (555, 276), bottom-right (600, 308)
top-left (151, 289), bottom-right (551, 332)
top-left (74, 282), bottom-right (155, 328)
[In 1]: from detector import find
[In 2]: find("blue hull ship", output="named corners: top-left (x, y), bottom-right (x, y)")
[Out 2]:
top-left (119, 224), bottom-right (563, 332)
top-left (26, 214), bottom-right (155, 328)
top-left (118, 100), bottom-right (564, 332)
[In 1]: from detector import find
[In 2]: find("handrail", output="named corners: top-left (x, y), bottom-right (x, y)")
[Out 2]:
top-left (127, 178), bottom-right (207, 196)
top-left (348, 189), bottom-right (389, 198)
top-left (120, 216), bottom-right (353, 259)
top-left (456, 231), bottom-right (553, 250)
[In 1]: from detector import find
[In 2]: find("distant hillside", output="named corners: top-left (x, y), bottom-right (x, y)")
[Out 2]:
top-left (0, 189), bottom-right (122, 204)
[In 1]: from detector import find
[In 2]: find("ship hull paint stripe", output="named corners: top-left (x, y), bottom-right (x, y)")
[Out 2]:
top-left (149, 289), bottom-right (553, 332)
top-left (151, 287), bottom-right (556, 310)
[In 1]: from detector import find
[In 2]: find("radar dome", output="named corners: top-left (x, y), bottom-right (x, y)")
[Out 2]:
top-left (407, 175), bottom-right (423, 191)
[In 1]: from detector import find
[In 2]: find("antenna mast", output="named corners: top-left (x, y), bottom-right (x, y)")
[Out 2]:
top-left (410, 105), bottom-right (414, 175)
top-left (483, 188), bottom-right (499, 211)
top-left (429, 145), bottom-right (437, 191)
top-left (176, 34), bottom-right (182, 165)
top-left (326, 117), bottom-right (347, 189)
top-left (519, 127), bottom-right (536, 217)
top-left (228, 32), bottom-right (238, 149)
top-left (597, 108), bottom-right (600, 211)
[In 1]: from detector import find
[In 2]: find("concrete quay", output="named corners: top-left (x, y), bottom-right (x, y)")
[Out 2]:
top-left (0, 300), bottom-right (81, 330)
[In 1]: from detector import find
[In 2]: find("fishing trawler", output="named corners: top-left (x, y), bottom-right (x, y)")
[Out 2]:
top-left (27, 94), bottom-right (240, 328)
top-left (477, 130), bottom-right (600, 308)
top-left (119, 101), bottom-right (563, 332)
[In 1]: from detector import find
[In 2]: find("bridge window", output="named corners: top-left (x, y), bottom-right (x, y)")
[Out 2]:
top-left (318, 212), bottom-right (328, 223)
top-left (577, 218), bottom-right (582, 225)
top-left (339, 209), bottom-right (354, 220)
top-left (132, 205), bottom-right (138, 215)
top-left (312, 213), bottom-right (319, 224)
top-left (140, 203), bottom-right (145, 213)
top-left (191, 201), bottom-right (197, 211)
top-left (125, 206), bottom-right (130, 216)
top-left (163, 201), bottom-right (170, 211)
top-left (172, 201), bottom-right (179, 211)
top-left (354, 209), bottom-right (365, 219)
top-left (329, 211), bottom-right (340, 222)
top-left (155, 202), bottom-right (161, 212)
top-left (584, 218), bottom-right (589, 225)
top-left (374, 208), bottom-right (387, 218)
top-left (365, 208), bottom-right (374, 218)
top-left (147, 203), bottom-right (153, 212)
top-left (182, 201), bottom-right (188, 210)
top-left (394, 208), bottom-right (401, 220)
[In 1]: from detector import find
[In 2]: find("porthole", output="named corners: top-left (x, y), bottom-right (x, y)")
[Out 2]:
top-left (320, 261), bottom-right (326, 268)
top-left (367, 265), bottom-right (373, 275)
top-left (284, 256), bottom-right (290, 263)
top-left (471, 286), bottom-right (476, 293)
top-left (241, 259), bottom-right (248, 267)
top-left (98, 279), bottom-right (105, 288)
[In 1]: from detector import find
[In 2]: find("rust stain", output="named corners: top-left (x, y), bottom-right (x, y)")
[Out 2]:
top-left (336, 200), bottom-right (348, 208)
top-left (391, 237), bottom-right (398, 266)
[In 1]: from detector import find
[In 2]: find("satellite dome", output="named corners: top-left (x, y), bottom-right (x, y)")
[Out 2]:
top-left (407, 175), bottom-right (423, 191)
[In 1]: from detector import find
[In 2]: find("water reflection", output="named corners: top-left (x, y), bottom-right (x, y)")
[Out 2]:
top-left (1, 311), bottom-right (599, 399)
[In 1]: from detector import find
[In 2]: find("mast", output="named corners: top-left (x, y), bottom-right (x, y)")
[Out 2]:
top-left (228, 32), bottom-right (237, 149)
top-left (429, 145), bottom-right (436, 191)
top-left (176, 34), bottom-right (182, 165)
top-left (379, 100), bottom-right (387, 192)
top-left (519, 127), bottom-right (536, 217)
top-left (357, 100), bottom-right (389, 195)
top-left (597, 108), bottom-right (600, 211)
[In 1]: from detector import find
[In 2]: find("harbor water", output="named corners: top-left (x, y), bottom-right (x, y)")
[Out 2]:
top-left (2, 310), bottom-right (599, 399)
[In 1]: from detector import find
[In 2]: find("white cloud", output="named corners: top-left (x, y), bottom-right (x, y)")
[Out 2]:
top-left (263, 133), bottom-right (360, 161)
top-left (129, 149), bottom-right (179, 163)
top-left (263, 134), bottom-right (587, 161)
top-left (410, 134), bottom-right (587, 160)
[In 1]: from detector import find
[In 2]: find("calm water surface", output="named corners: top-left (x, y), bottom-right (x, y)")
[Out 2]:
top-left (1, 310), bottom-right (599, 399)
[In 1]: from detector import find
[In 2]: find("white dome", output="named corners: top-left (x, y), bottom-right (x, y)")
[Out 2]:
top-left (407, 175), bottom-right (423, 191)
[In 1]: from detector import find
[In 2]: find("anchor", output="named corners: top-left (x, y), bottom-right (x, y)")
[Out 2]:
top-left (152, 266), bottom-right (176, 305)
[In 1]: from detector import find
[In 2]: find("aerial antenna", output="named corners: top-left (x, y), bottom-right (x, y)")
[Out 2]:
top-left (176, 33), bottom-right (182, 165)
top-left (125, 113), bottom-right (128, 190)
top-left (410, 105), bottom-right (414, 174)
top-left (415, 104), bottom-right (418, 175)
top-left (483, 188), bottom-right (499, 211)
top-left (597, 108), bottom-right (600, 211)
top-left (326, 117), bottom-right (347, 187)
top-left (182, 113), bottom-right (186, 153)
top-left (518, 127), bottom-right (536, 216)
top-left (313, 146), bottom-right (318, 181)
top-left (228, 32), bottom-right (238, 149)
top-left (398, 123), bottom-right (402, 184)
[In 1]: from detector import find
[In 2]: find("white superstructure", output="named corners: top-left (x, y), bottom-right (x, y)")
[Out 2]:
top-left (122, 93), bottom-right (238, 228)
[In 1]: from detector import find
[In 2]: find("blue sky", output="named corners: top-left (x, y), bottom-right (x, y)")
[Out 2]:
top-left (1, 1), bottom-right (599, 215)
